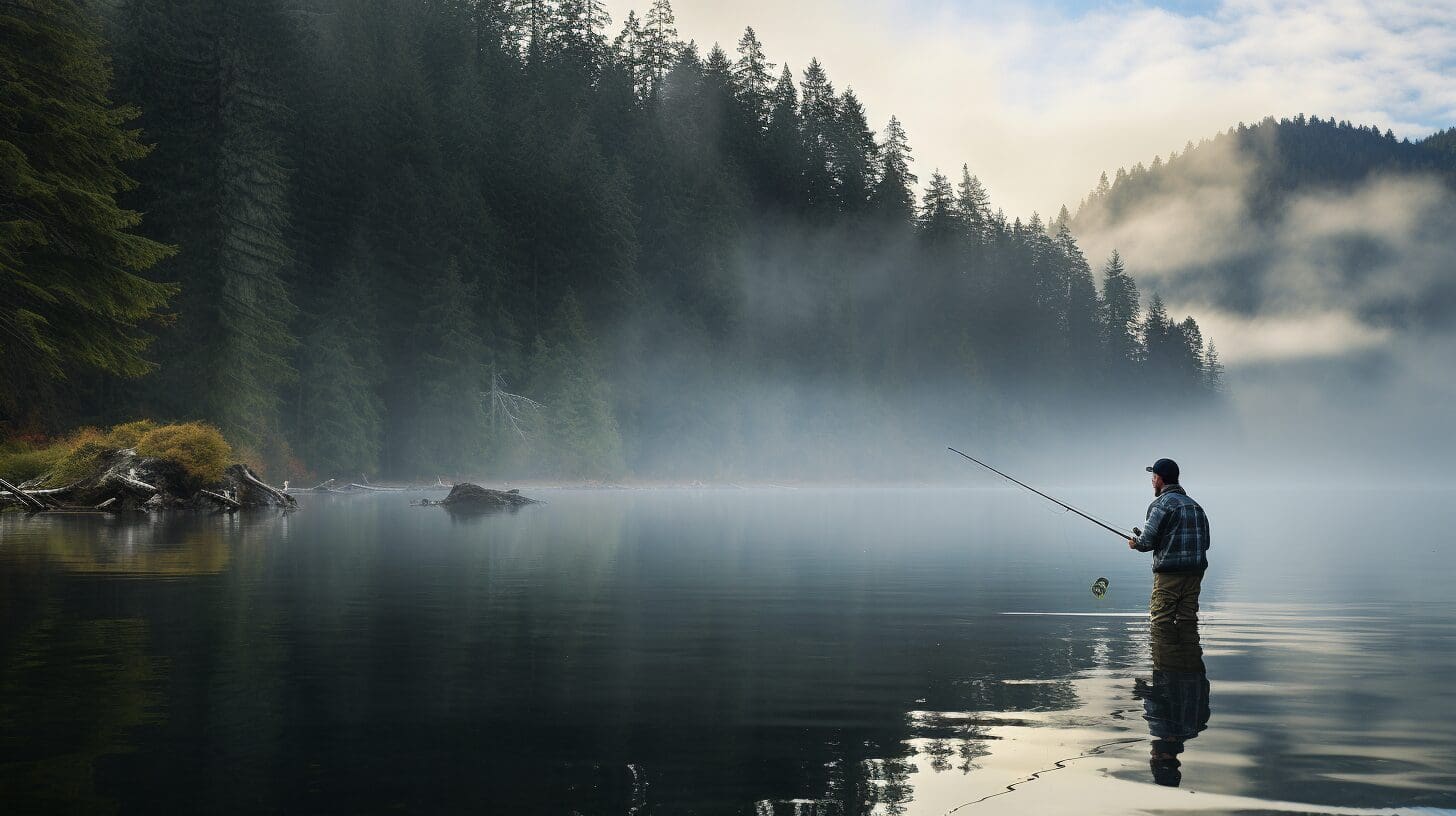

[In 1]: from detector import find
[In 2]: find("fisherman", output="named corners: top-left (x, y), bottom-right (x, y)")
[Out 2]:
top-left (1127, 458), bottom-right (1210, 624)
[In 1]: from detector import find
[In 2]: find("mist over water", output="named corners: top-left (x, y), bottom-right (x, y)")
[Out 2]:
top-left (2, 488), bottom-right (1453, 814)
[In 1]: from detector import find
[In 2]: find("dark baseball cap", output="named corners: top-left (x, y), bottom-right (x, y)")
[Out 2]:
top-left (1146, 458), bottom-right (1180, 482)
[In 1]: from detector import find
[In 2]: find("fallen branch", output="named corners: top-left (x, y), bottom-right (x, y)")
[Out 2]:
top-left (344, 482), bottom-right (404, 492)
top-left (95, 497), bottom-right (117, 510)
top-left (198, 489), bottom-right (241, 510)
top-left (0, 476), bottom-right (47, 512)
top-left (19, 482), bottom-right (79, 497)
top-left (107, 471), bottom-right (158, 498)
top-left (236, 465), bottom-right (297, 507)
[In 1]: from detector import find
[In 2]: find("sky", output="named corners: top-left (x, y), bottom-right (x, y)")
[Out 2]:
top-left (604, 0), bottom-right (1456, 217)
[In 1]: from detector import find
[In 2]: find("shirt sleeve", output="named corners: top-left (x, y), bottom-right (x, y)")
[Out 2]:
top-left (1136, 500), bottom-right (1167, 552)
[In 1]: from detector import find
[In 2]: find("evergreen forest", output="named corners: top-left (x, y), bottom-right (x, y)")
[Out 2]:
top-left (4, 0), bottom-right (1226, 480)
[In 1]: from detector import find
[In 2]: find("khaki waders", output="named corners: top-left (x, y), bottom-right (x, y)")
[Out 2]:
top-left (1150, 572), bottom-right (1204, 625)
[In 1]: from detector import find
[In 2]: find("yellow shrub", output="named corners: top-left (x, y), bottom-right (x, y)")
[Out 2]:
top-left (104, 420), bottom-right (158, 449)
top-left (61, 427), bottom-right (104, 450)
top-left (135, 423), bottom-right (233, 485)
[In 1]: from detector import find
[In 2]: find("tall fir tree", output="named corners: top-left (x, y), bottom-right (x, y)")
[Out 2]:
top-left (955, 166), bottom-right (992, 246)
top-left (872, 115), bottom-right (915, 222)
top-left (1099, 250), bottom-right (1141, 367)
top-left (732, 26), bottom-right (774, 131)
top-left (831, 89), bottom-right (877, 214)
top-left (798, 58), bottom-right (837, 209)
top-left (0, 0), bottom-right (176, 425)
top-left (641, 0), bottom-right (679, 93)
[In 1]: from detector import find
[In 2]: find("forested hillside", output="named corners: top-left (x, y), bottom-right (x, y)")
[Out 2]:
top-left (3, 0), bottom-right (1220, 480)
top-left (1077, 115), bottom-right (1456, 225)
top-left (1072, 115), bottom-right (1456, 330)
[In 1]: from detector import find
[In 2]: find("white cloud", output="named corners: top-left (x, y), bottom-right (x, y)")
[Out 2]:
top-left (605, 0), bottom-right (1456, 217)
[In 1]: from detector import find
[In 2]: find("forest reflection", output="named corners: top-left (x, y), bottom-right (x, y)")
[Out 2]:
top-left (0, 510), bottom-right (290, 578)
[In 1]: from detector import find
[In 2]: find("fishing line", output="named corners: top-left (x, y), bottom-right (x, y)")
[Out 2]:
top-left (948, 447), bottom-right (1139, 541)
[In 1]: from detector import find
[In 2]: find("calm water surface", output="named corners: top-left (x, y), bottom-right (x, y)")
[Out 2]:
top-left (1, 487), bottom-right (1454, 815)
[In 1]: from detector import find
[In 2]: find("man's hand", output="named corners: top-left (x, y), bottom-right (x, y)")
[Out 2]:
top-left (1127, 537), bottom-right (1138, 550)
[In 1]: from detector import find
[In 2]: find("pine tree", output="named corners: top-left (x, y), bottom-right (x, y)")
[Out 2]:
top-left (798, 58), bottom-right (837, 209)
top-left (872, 115), bottom-right (915, 222)
top-left (509, 0), bottom-right (552, 60)
top-left (955, 165), bottom-right (992, 245)
top-left (0, 0), bottom-right (177, 424)
top-left (612, 10), bottom-right (646, 96)
top-left (1099, 250), bottom-right (1141, 365)
top-left (1203, 341), bottom-right (1225, 392)
top-left (212, 0), bottom-right (300, 452)
top-left (1176, 315), bottom-right (1206, 391)
top-left (551, 0), bottom-right (612, 72)
top-left (917, 170), bottom-right (957, 241)
top-left (1141, 294), bottom-right (1174, 377)
top-left (1057, 224), bottom-right (1100, 368)
top-left (641, 0), bottom-right (679, 93)
top-left (763, 64), bottom-right (802, 207)
top-left (831, 89), bottom-right (877, 213)
top-left (732, 26), bottom-right (774, 130)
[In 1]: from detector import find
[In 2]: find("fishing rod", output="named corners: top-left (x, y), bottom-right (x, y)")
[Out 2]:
top-left (947, 447), bottom-right (1139, 541)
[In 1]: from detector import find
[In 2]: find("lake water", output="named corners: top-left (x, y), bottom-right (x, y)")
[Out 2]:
top-left (2, 487), bottom-right (1454, 815)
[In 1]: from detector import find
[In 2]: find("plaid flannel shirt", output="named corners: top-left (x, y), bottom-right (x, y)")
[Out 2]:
top-left (1135, 485), bottom-right (1210, 573)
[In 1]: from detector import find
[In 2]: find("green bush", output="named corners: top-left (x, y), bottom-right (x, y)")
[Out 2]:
top-left (0, 443), bottom-right (66, 483)
top-left (135, 422), bottom-right (232, 485)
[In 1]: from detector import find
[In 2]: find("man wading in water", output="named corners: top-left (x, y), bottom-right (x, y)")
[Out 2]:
top-left (1128, 459), bottom-right (1210, 624)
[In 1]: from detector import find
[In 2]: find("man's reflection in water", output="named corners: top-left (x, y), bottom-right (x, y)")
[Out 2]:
top-left (1134, 621), bottom-right (1211, 787)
